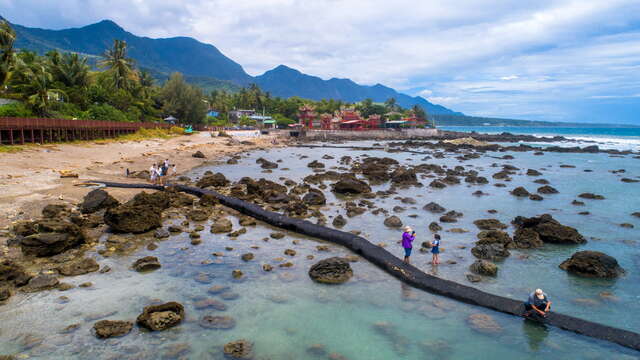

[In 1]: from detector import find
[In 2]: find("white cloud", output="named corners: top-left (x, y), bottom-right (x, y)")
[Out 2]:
top-left (3, 0), bottom-right (640, 122)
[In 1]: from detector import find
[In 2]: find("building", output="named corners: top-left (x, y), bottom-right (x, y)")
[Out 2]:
top-left (298, 105), bottom-right (317, 128)
top-left (229, 109), bottom-right (256, 123)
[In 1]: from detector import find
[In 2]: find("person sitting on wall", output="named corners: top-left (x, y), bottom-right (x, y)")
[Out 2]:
top-left (523, 288), bottom-right (552, 318)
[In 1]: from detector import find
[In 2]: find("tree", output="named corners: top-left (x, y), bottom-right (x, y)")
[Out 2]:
top-left (384, 97), bottom-right (399, 112)
top-left (99, 40), bottom-right (137, 90)
top-left (0, 20), bottom-right (16, 88)
top-left (160, 72), bottom-right (207, 124)
top-left (411, 104), bottom-right (427, 121)
top-left (12, 60), bottom-right (66, 115)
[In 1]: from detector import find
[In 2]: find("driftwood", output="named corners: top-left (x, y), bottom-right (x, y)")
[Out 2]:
top-left (92, 180), bottom-right (640, 352)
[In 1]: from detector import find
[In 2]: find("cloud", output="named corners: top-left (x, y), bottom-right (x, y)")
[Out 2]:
top-left (3, 0), bottom-right (640, 123)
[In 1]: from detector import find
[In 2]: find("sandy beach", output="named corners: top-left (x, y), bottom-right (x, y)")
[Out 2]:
top-left (0, 131), bottom-right (285, 229)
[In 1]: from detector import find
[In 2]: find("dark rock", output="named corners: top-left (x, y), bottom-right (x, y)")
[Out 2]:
top-left (308, 257), bottom-right (353, 284)
top-left (620, 223), bottom-right (634, 228)
top-left (192, 151), bottom-right (206, 158)
top-left (0, 259), bottom-right (31, 287)
top-left (308, 160), bottom-right (325, 169)
top-left (512, 214), bottom-right (586, 244)
top-left (239, 216), bottom-right (257, 226)
top-left (211, 218), bottom-right (233, 233)
top-left (196, 173), bottom-right (229, 188)
top-left (223, 339), bottom-right (253, 359)
top-left (136, 302), bottom-right (184, 331)
top-left (187, 208), bottom-right (211, 222)
top-left (471, 244), bottom-right (510, 260)
top-left (632, 212), bottom-right (640, 218)
top-left (538, 185), bottom-right (558, 194)
top-left (510, 187), bottom-right (530, 197)
top-left (578, 193), bottom-right (605, 200)
top-left (534, 179), bottom-right (550, 185)
top-left (529, 194), bottom-right (544, 201)
top-left (559, 251), bottom-right (625, 278)
top-left (384, 216), bottom-right (403, 228)
top-left (439, 215), bottom-right (457, 223)
top-left (469, 260), bottom-right (498, 276)
top-left (104, 204), bottom-right (161, 233)
top-left (57, 258), bottom-right (99, 276)
top-left (241, 253), bottom-right (254, 262)
top-left (429, 180), bottom-right (446, 189)
top-left (22, 274), bottom-right (59, 293)
top-left (42, 204), bottom-right (68, 218)
top-left (526, 169), bottom-right (542, 176)
top-left (513, 228), bottom-right (544, 249)
top-left (93, 320), bottom-right (133, 339)
top-left (467, 313), bottom-right (502, 334)
top-left (423, 202), bottom-right (446, 213)
top-left (473, 219), bottom-right (507, 230)
top-left (20, 220), bottom-right (86, 257)
top-left (132, 256), bottom-right (161, 272)
top-left (332, 215), bottom-right (347, 228)
top-left (0, 287), bottom-right (12, 301)
top-left (256, 157), bottom-right (278, 169)
top-left (476, 230), bottom-right (512, 246)
top-left (428, 222), bottom-right (442, 232)
top-left (572, 200), bottom-right (585, 206)
top-left (621, 178), bottom-right (639, 183)
top-left (199, 315), bottom-right (236, 329)
top-left (81, 189), bottom-right (119, 214)
top-left (391, 167), bottom-right (418, 185)
top-left (302, 189), bottom-right (326, 206)
top-left (331, 177), bottom-right (372, 195)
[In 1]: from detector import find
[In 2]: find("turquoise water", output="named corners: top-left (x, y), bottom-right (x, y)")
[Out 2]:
top-left (0, 140), bottom-right (639, 359)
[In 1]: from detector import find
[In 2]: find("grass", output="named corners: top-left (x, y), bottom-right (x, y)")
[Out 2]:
top-left (0, 145), bottom-right (24, 153)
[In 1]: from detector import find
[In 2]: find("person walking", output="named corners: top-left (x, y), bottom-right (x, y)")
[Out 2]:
top-left (156, 164), bottom-right (165, 186)
top-left (431, 234), bottom-right (441, 265)
top-left (402, 226), bottom-right (416, 264)
top-left (149, 163), bottom-right (158, 185)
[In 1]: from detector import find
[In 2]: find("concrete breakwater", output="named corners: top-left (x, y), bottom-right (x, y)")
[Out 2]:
top-left (93, 180), bottom-right (640, 352)
top-left (302, 128), bottom-right (439, 140)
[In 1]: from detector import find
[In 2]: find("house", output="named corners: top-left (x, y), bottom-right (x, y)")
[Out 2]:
top-left (229, 109), bottom-right (256, 123)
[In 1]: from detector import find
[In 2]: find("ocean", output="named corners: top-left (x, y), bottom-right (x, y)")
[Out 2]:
top-left (440, 126), bottom-right (640, 151)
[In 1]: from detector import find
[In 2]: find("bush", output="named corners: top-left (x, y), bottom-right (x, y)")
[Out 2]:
top-left (169, 126), bottom-right (185, 135)
top-left (87, 104), bottom-right (129, 122)
top-left (49, 102), bottom-right (85, 119)
top-left (0, 102), bottom-right (33, 117)
top-left (273, 113), bottom-right (295, 126)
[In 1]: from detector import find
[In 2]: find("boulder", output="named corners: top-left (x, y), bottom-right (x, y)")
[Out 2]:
top-left (473, 219), bottom-right (507, 230)
top-left (510, 187), bottom-right (530, 197)
top-left (559, 251), bottom-right (625, 278)
top-left (307, 160), bottom-right (325, 169)
top-left (223, 340), bottom-right (253, 359)
top-left (429, 180), bottom-right (447, 189)
top-left (192, 151), bottom-right (206, 158)
top-left (512, 214), bottom-right (585, 244)
top-left (578, 193), bottom-right (605, 200)
top-left (423, 202), bottom-right (446, 214)
top-left (136, 302), bottom-right (184, 331)
top-left (526, 169), bottom-right (542, 176)
top-left (512, 228), bottom-right (544, 249)
top-left (476, 230), bottom-right (512, 246)
top-left (132, 256), bottom-right (161, 272)
top-left (80, 189), bottom-right (120, 214)
top-left (22, 274), bottom-right (59, 293)
top-left (537, 185), bottom-right (559, 194)
top-left (391, 167), bottom-right (418, 185)
top-left (469, 260), bottom-right (498, 276)
top-left (211, 218), bottom-right (233, 233)
top-left (42, 204), bottom-right (68, 218)
top-left (428, 222), bottom-right (442, 232)
top-left (0, 260), bottom-right (31, 287)
top-left (308, 257), bottom-right (353, 284)
top-left (20, 220), bottom-right (86, 257)
top-left (199, 315), bottom-right (236, 330)
top-left (57, 258), bottom-right (100, 276)
top-left (529, 194), bottom-right (544, 201)
top-left (256, 157), bottom-right (278, 169)
top-left (302, 189), bottom-right (326, 206)
top-left (93, 320), bottom-right (133, 339)
top-left (187, 208), bottom-right (211, 222)
top-left (104, 204), bottom-right (161, 233)
top-left (471, 244), bottom-right (510, 260)
top-left (332, 178), bottom-right (372, 195)
top-left (196, 173), bottom-right (229, 188)
top-left (383, 216), bottom-right (403, 228)
top-left (332, 215), bottom-right (347, 228)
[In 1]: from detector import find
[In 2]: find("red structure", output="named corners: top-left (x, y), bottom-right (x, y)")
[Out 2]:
top-left (298, 105), bottom-right (317, 129)
top-left (0, 117), bottom-right (172, 145)
top-left (320, 113), bottom-right (333, 130)
top-left (366, 114), bottom-right (382, 129)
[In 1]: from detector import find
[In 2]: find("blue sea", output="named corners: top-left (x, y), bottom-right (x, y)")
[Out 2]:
top-left (440, 126), bottom-right (640, 151)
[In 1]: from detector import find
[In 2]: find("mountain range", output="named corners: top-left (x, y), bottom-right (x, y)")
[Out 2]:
top-left (9, 18), bottom-right (459, 115)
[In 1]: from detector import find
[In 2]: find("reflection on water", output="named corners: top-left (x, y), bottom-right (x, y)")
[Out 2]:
top-left (0, 140), bottom-right (639, 359)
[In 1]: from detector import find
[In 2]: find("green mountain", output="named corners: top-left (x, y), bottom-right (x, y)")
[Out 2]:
top-left (10, 18), bottom-right (459, 114)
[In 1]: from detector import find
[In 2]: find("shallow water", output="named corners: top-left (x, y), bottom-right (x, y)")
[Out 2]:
top-left (1, 140), bottom-right (639, 359)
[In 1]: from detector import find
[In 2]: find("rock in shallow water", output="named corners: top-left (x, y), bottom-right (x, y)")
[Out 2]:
top-left (469, 260), bottom-right (498, 276)
top-left (136, 302), bottom-right (184, 331)
top-left (132, 256), bottom-right (161, 272)
top-left (467, 313), bottom-right (502, 334)
top-left (309, 257), bottom-right (353, 284)
top-left (93, 320), bottom-right (133, 339)
top-left (223, 339), bottom-right (253, 359)
top-left (57, 258), bottom-right (99, 276)
top-left (559, 251), bottom-right (625, 278)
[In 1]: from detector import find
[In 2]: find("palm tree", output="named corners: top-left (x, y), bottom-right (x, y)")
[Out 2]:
top-left (48, 51), bottom-right (90, 88)
top-left (0, 20), bottom-right (16, 89)
top-left (384, 97), bottom-right (398, 112)
top-left (99, 39), bottom-right (137, 90)
top-left (13, 61), bottom-right (65, 115)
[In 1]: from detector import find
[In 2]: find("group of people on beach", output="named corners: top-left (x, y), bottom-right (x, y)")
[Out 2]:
top-left (400, 226), bottom-right (552, 318)
top-left (149, 159), bottom-right (176, 186)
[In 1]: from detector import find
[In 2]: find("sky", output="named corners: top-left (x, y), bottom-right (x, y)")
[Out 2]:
top-left (2, 0), bottom-right (640, 124)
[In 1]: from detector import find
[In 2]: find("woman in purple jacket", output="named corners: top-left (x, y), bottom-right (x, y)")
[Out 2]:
top-left (402, 226), bottom-right (416, 264)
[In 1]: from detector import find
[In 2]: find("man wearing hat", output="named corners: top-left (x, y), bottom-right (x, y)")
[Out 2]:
top-left (524, 289), bottom-right (552, 318)
top-left (401, 226), bottom-right (416, 264)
